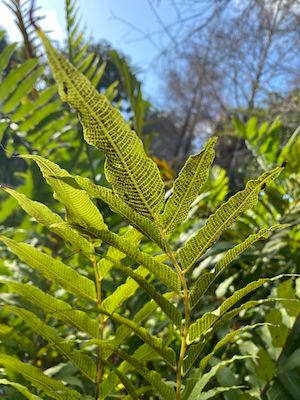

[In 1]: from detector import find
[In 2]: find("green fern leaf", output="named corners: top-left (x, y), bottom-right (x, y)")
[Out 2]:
top-left (3, 67), bottom-right (44, 113)
top-left (162, 137), bottom-right (217, 232)
top-left (102, 254), bottom-right (168, 313)
top-left (103, 359), bottom-right (139, 399)
top-left (198, 386), bottom-right (244, 400)
top-left (0, 354), bottom-right (81, 400)
top-left (39, 32), bottom-right (165, 221)
top-left (0, 235), bottom-right (96, 301)
top-left (189, 225), bottom-right (284, 308)
top-left (82, 228), bottom-right (181, 292)
top-left (0, 58), bottom-right (38, 102)
top-left (102, 265), bottom-right (149, 313)
top-left (1, 186), bottom-right (91, 255)
top-left (10, 86), bottom-right (57, 122)
top-left (186, 355), bottom-right (252, 400)
top-left (200, 323), bottom-right (266, 371)
top-left (0, 42), bottom-right (17, 76)
top-left (101, 344), bottom-right (175, 400)
top-left (0, 378), bottom-right (41, 400)
top-left (22, 155), bottom-right (107, 233)
top-left (107, 259), bottom-right (182, 328)
top-left (98, 308), bottom-right (176, 366)
top-left (189, 299), bottom-right (272, 342)
top-left (183, 341), bottom-right (205, 374)
top-left (57, 175), bottom-right (165, 247)
top-left (179, 167), bottom-right (283, 271)
top-left (98, 228), bottom-right (142, 277)
top-left (0, 280), bottom-right (98, 337)
top-left (100, 344), bottom-right (157, 399)
top-left (7, 306), bottom-right (96, 381)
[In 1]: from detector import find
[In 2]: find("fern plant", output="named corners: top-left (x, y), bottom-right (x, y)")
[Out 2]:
top-left (0, 29), bottom-right (295, 400)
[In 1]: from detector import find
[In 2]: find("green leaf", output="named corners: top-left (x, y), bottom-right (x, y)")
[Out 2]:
top-left (1, 186), bottom-right (91, 255)
top-left (0, 42), bottom-right (17, 76)
top-left (103, 359), bottom-right (139, 399)
top-left (101, 344), bottom-right (175, 400)
top-left (22, 155), bottom-right (107, 233)
top-left (162, 137), bottom-right (217, 232)
top-left (10, 85), bottom-right (57, 122)
top-left (0, 58), bottom-right (38, 102)
top-left (189, 298), bottom-right (273, 342)
top-left (55, 171), bottom-right (165, 248)
top-left (39, 32), bottom-right (165, 221)
top-left (7, 306), bottom-right (96, 381)
top-left (186, 355), bottom-right (253, 400)
top-left (3, 67), bottom-right (44, 113)
top-left (189, 225), bottom-right (284, 309)
top-left (0, 354), bottom-right (81, 400)
top-left (178, 167), bottom-right (283, 271)
top-left (19, 100), bottom-right (61, 131)
top-left (0, 280), bottom-right (98, 337)
top-left (0, 235), bottom-right (96, 301)
top-left (200, 323), bottom-right (266, 371)
top-left (80, 227), bottom-right (181, 292)
top-left (98, 308), bottom-right (176, 366)
top-left (98, 228), bottom-right (143, 277)
top-left (199, 386), bottom-right (244, 400)
top-left (108, 258), bottom-right (182, 328)
top-left (0, 378), bottom-right (41, 400)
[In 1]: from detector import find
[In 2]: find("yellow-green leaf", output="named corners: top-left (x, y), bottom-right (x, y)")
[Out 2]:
top-left (162, 137), bottom-right (217, 232)
top-left (179, 167), bottom-right (283, 271)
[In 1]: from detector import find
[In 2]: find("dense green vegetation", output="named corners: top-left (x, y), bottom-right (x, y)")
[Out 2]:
top-left (0, 1), bottom-right (299, 399)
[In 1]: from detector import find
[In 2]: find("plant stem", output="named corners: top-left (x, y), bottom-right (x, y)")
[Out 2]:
top-left (159, 228), bottom-right (190, 400)
top-left (91, 243), bottom-right (104, 400)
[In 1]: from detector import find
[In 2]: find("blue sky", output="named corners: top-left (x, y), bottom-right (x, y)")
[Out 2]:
top-left (0, 0), bottom-right (177, 100)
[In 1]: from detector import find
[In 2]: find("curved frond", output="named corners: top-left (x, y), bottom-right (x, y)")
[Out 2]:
top-left (38, 31), bottom-right (165, 220)
top-left (7, 306), bottom-right (96, 381)
top-left (0, 280), bottom-right (98, 337)
top-left (162, 137), bottom-right (217, 233)
top-left (0, 354), bottom-right (81, 400)
top-left (0, 235), bottom-right (96, 301)
top-left (178, 167), bottom-right (283, 271)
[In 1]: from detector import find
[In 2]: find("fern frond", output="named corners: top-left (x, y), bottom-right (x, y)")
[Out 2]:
top-left (102, 254), bottom-right (168, 314)
top-left (162, 137), bottom-right (217, 232)
top-left (99, 344), bottom-right (156, 399)
top-left (0, 354), bottom-right (81, 400)
top-left (22, 155), bottom-right (107, 232)
top-left (7, 306), bottom-right (96, 381)
top-left (1, 187), bottom-right (91, 255)
top-left (189, 225), bottom-right (284, 308)
top-left (184, 355), bottom-right (253, 400)
top-left (189, 299), bottom-right (271, 342)
top-left (0, 378), bottom-right (41, 400)
top-left (57, 174), bottom-right (165, 247)
top-left (0, 235), bottom-right (96, 301)
top-left (98, 308), bottom-right (176, 366)
top-left (3, 67), bottom-right (44, 113)
top-left (82, 228), bottom-right (181, 292)
top-left (103, 359), bottom-right (139, 399)
top-left (38, 31), bottom-right (165, 220)
top-left (178, 167), bottom-right (283, 271)
top-left (98, 227), bottom-right (142, 277)
top-left (0, 42), bottom-right (17, 76)
top-left (200, 323), bottom-right (266, 371)
top-left (100, 344), bottom-right (175, 400)
top-left (0, 58), bottom-right (38, 102)
top-left (0, 280), bottom-right (98, 337)
top-left (106, 258), bottom-right (182, 328)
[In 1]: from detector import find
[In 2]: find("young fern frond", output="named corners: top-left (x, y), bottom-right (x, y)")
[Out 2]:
top-left (0, 27), bottom-right (294, 400)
